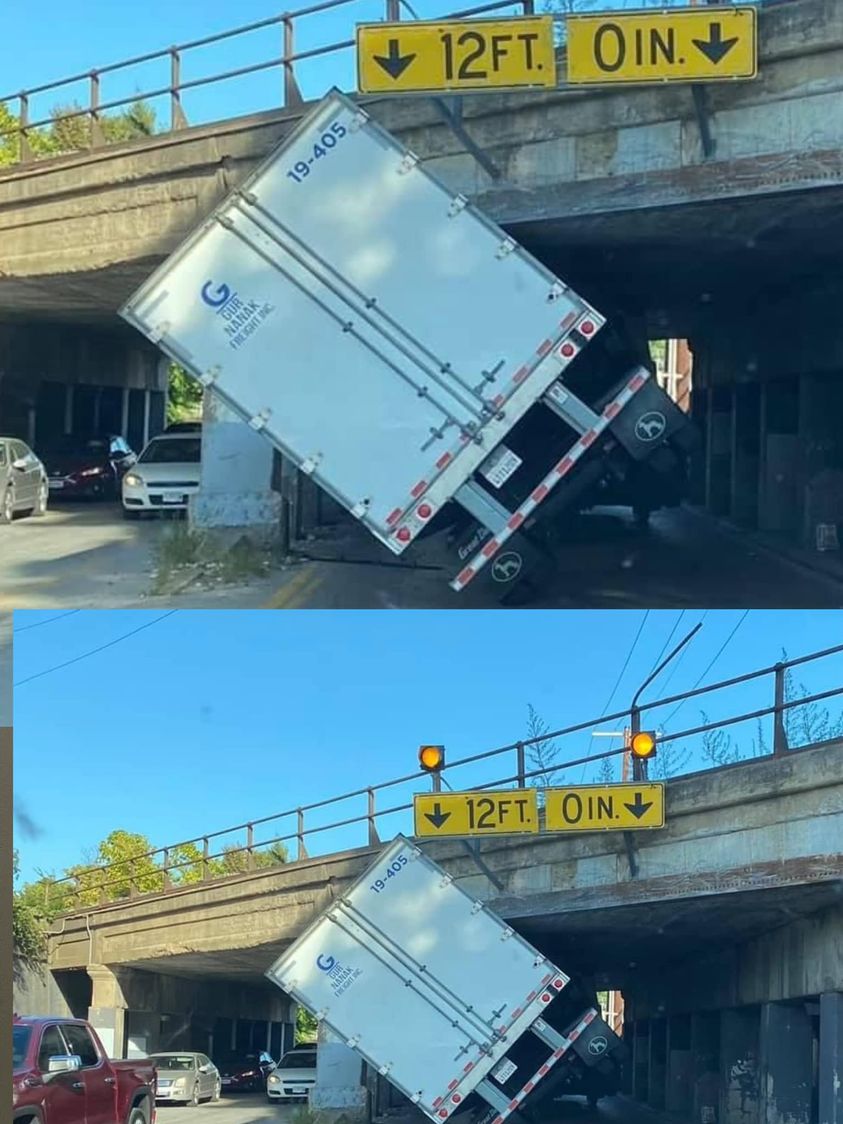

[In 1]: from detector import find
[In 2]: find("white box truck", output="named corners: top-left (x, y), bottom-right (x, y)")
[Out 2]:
top-left (265, 836), bottom-right (626, 1121)
top-left (121, 89), bottom-right (695, 599)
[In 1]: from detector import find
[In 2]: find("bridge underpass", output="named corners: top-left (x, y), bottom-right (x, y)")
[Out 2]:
top-left (1, 0), bottom-right (841, 565)
top-left (35, 737), bottom-right (843, 1123)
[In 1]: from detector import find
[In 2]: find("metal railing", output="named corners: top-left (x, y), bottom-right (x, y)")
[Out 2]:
top-left (0, 0), bottom-right (794, 167)
top-left (41, 641), bottom-right (843, 914)
top-left (0, 0), bottom-right (533, 165)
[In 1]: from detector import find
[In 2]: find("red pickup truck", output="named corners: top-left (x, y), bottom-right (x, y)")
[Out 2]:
top-left (13, 1015), bottom-right (157, 1124)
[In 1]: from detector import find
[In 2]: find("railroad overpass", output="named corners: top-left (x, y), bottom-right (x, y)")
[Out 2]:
top-left (1, 0), bottom-right (842, 545)
top-left (21, 737), bottom-right (843, 1124)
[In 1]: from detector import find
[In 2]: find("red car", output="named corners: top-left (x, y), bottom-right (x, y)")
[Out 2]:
top-left (12, 1015), bottom-right (157, 1124)
top-left (40, 434), bottom-right (137, 500)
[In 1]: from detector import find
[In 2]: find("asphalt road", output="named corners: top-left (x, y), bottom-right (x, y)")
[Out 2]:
top-left (156, 1092), bottom-right (294, 1123)
top-left (2, 500), bottom-right (842, 610)
top-left (155, 1097), bottom-right (678, 1124)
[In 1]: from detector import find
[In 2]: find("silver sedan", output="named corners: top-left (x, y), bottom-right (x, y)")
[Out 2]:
top-left (149, 1051), bottom-right (221, 1106)
top-left (0, 437), bottom-right (48, 523)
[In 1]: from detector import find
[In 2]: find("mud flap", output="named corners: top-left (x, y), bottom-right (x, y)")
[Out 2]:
top-left (604, 376), bottom-right (694, 461)
top-left (448, 520), bottom-right (554, 603)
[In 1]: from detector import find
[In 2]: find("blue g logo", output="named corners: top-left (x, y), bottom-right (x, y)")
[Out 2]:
top-left (316, 955), bottom-right (335, 972)
top-left (201, 280), bottom-right (231, 308)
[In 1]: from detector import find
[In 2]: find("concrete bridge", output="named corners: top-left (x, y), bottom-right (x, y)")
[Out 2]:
top-left (1, 0), bottom-right (842, 543)
top-left (19, 737), bottom-right (843, 1123)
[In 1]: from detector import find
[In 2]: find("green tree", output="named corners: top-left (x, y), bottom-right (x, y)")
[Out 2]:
top-left (167, 363), bottom-right (203, 424)
top-left (0, 98), bottom-right (157, 166)
top-left (13, 852), bottom-right (47, 982)
top-left (296, 1005), bottom-right (318, 1044)
top-left (525, 704), bottom-right (564, 788)
top-left (209, 841), bottom-right (289, 877)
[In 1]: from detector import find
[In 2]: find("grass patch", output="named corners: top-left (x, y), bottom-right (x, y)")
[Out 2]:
top-left (150, 524), bottom-right (270, 595)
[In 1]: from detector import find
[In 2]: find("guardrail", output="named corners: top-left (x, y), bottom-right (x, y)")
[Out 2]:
top-left (0, 0), bottom-right (533, 164)
top-left (41, 640), bottom-right (843, 913)
top-left (0, 0), bottom-right (793, 167)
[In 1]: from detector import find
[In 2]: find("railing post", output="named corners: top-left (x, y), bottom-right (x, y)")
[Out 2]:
top-left (367, 788), bottom-right (381, 846)
top-left (202, 836), bottom-right (209, 881)
top-left (18, 93), bottom-right (31, 164)
top-left (522, 0), bottom-right (534, 13)
top-left (162, 849), bottom-right (172, 890)
top-left (170, 49), bottom-right (188, 129)
top-left (386, 0), bottom-right (400, 21)
top-left (89, 71), bottom-right (103, 148)
top-left (283, 17), bottom-right (304, 107)
top-left (516, 741), bottom-right (526, 787)
top-left (247, 823), bottom-right (255, 869)
top-left (773, 662), bottom-right (789, 756)
top-left (297, 808), bottom-right (308, 861)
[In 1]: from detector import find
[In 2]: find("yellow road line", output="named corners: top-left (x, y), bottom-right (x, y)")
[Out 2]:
top-left (263, 565), bottom-right (323, 609)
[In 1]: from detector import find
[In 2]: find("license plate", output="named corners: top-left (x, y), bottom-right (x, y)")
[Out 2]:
top-left (221, 1078), bottom-right (232, 1085)
top-left (161, 492), bottom-right (184, 504)
top-left (48, 479), bottom-right (65, 489)
top-left (492, 1058), bottom-right (517, 1084)
top-left (479, 445), bottom-right (522, 489)
top-left (291, 1088), bottom-right (307, 1095)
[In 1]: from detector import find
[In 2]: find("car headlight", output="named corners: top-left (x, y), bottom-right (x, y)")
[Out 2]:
top-left (172, 1078), bottom-right (187, 1089)
top-left (268, 1075), bottom-right (280, 1084)
top-left (124, 473), bottom-right (143, 487)
top-left (78, 466), bottom-right (106, 477)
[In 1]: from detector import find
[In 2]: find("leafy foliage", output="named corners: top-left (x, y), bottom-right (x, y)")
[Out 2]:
top-left (21, 829), bottom-right (289, 915)
top-left (12, 852), bottom-right (47, 982)
top-left (167, 363), bottom-right (203, 424)
top-left (0, 99), bottom-right (156, 167)
top-left (525, 704), bottom-right (564, 788)
top-left (296, 1005), bottom-right (319, 1044)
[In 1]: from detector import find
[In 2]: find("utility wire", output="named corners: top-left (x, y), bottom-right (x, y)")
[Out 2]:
top-left (13, 609), bottom-right (81, 633)
top-left (15, 611), bottom-right (177, 687)
top-left (663, 610), bottom-right (750, 729)
top-left (580, 610), bottom-right (650, 780)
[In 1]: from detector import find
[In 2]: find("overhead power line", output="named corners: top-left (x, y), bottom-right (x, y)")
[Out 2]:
top-left (663, 610), bottom-right (750, 728)
top-left (14, 609), bottom-right (81, 633)
top-left (14, 611), bottom-right (178, 687)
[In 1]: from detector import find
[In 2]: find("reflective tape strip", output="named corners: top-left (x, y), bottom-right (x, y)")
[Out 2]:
top-left (450, 371), bottom-right (651, 590)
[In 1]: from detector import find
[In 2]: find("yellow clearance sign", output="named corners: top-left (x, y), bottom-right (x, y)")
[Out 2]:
top-left (566, 8), bottom-right (757, 86)
top-left (544, 783), bottom-right (665, 832)
top-left (357, 16), bottom-right (556, 95)
top-left (414, 789), bottom-right (539, 838)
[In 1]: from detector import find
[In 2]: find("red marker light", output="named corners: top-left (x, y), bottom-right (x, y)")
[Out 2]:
top-left (396, 527), bottom-right (411, 543)
top-left (580, 320), bottom-right (595, 335)
top-left (417, 503), bottom-right (433, 520)
top-left (559, 342), bottom-right (576, 358)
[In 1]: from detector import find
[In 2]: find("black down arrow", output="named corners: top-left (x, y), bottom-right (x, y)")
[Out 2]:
top-left (425, 802), bottom-right (451, 829)
top-left (374, 39), bottom-right (417, 80)
top-left (692, 22), bottom-right (739, 65)
top-left (624, 792), bottom-right (653, 820)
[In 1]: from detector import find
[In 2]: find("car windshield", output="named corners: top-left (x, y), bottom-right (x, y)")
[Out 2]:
top-left (13, 1026), bottom-right (32, 1068)
top-left (151, 1055), bottom-right (195, 1070)
top-left (48, 436), bottom-right (109, 455)
top-left (139, 438), bottom-right (201, 464)
top-left (279, 1051), bottom-right (316, 1069)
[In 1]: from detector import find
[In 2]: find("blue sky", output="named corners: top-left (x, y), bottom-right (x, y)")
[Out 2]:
top-left (3, 0), bottom-right (754, 134)
top-left (12, 609), bottom-right (843, 884)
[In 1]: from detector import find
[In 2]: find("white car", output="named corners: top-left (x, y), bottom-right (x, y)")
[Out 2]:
top-left (122, 432), bottom-right (201, 518)
top-left (266, 1046), bottom-right (317, 1102)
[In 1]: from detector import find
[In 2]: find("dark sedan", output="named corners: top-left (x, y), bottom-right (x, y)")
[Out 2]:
top-left (39, 434), bottom-right (137, 499)
top-left (217, 1050), bottom-right (276, 1093)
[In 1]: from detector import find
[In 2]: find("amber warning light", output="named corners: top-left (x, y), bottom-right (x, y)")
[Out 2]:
top-left (630, 731), bottom-right (657, 760)
top-left (418, 745), bottom-right (446, 773)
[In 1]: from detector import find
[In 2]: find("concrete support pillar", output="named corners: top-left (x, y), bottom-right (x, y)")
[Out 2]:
top-left (720, 1008), bottom-right (759, 1124)
top-left (632, 1020), bottom-right (650, 1102)
top-left (819, 992), bottom-right (843, 1124)
top-left (758, 1002), bottom-right (812, 1124)
top-left (691, 1011), bottom-right (720, 1124)
top-left (191, 391), bottom-right (282, 545)
top-left (666, 1014), bottom-right (693, 1115)
top-left (309, 1022), bottom-right (367, 1124)
top-left (87, 965), bottom-right (128, 1059)
top-left (649, 1017), bottom-right (667, 1109)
